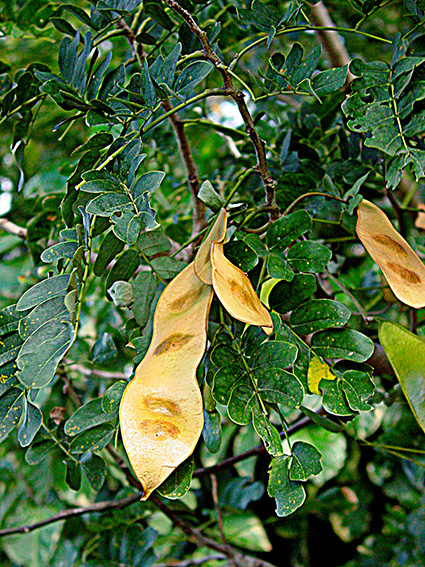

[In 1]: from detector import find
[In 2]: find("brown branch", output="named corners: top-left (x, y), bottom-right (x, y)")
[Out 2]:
top-left (0, 218), bottom-right (27, 239)
top-left (307, 1), bottom-right (352, 69)
top-left (0, 492), bottom-right (143, 537)
top-left (211, 473), bottom-right (238, 567)
top-left (164, 0), bottom-right (278, 220)
top-left (162, 99), bottom-right (206, 238)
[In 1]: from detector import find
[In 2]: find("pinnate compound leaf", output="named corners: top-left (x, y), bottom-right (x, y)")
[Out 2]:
top-left (16, 274), bottom-right (70, 311)
top-left (268, 455), bottom-right (306, 517)
top-left (289, 441), bottom-right (322, 481)
top-left (65, 398), bottom-right (117, 436)
top-left (18, 399), bottom-right (42, 447)
top-left (269, 274), bottom-right (317, 314)
top-left (287, 241), bottom-right (332, 273)
top-left (16, 320), bottom-right (75, 389)
top-left (157, 456), bottom-right (194, 499)
top-left (311, 328), bottom-right (374, 362)
top-left (290, 299), bottom-right (351, 335)
top-left (356, 199), bottom-right (425, 308)
top-left (0, 388), bottom-right (24, 443)
top-left (379, 321), bottom-right (425, 432)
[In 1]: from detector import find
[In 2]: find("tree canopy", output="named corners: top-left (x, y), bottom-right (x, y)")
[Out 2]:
top-left (1, 1), bottom-right (425, 566)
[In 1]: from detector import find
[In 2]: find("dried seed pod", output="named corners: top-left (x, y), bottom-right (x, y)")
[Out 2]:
top-left (119, 263), bottom-right (213, 499)
top-left (211, 241), bottom-right (273, 334)
top-left (356, 199), bottom-right (425, 308)
top-left (195, 208), bottom-right (227, 284)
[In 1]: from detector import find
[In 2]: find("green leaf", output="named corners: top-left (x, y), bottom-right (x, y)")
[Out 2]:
top-left (379, 321), bottom-right (425, 432)
top-left (133, 171), bottom-right (165, 198)
top-left (0, 388), bottom-right (24, 443)
top-left (341, 369), bottom-right (375, 412)
top-left (289, 441), bottom-right (322, 481)
top-left (268, 274), bottom-right (317, 314)
top-left (131, 271), bottom-right (157, 327)
top-left (311, 66), bottom-right (348, 96)
top-left (111, 211), bottom-right (141, 244)
top-left (81, 169), bottom-right (125, 193)
top-left (65, 458), bottom-right (81, 491)
top-left (174, 60), bottom-right (214, 94)
top-left (17, 398), bottom-right (42, 447)
top-left (108, 280), bottom-right (134, 307)
top-left (299, 405), bottom-right (344, 433)
top-left (80, 452), bottom-right (106, 491)
top-left (160, 42), bottom-right (181, 87)
top-left (19, 296), bottom-right (69, 340)
top-left (0, 305), bottom-right (25, 336)
top-left (268, 455), bottom-right (306, 517)
top-left (69, 424), bottom-right (115, 454)
top-left (65, 398), bottom-right (117, 436)
top-left (311, 329), bottom-right (374, 362)
top-left (197, 180), bottom-right (224, 211)
top-left (320, 378), bottom-right (353, 416)
top-left (0, 370), bottom-right (19, 397)
top-left (267, 253), bottom-right (294, 280)
top-left (0, 333), bottom-right (24, 367)
top-left (102, 380), bottom-right (127, 413)
top-left (91, 332), bottom-right (117, 365)
top-left (244, 233), bottom-right (268, 257)
top-left (40, 241), bottom-right (78, 263)
top-left (228, 383), bottom-right (256, 425)
top-left (25, 439), bottom-right (56, 465)
top-left (144, 0), bottom-right (174, 30)
top-left (157, 456), bottom-right (194, 499)
top-left (202, 409), bottom-right (222, 454)
top-left (266, 210), bottom-right (312, 251)
top-left (252, 409), bottom-right (283, 456)
top-left (105, 249), bottom-right (140, 291)
top-left (86, 192), bottom-right (133, 216)
top-left (287, 241), bottom-right (332, 273)
top-left (141, 59), bottom-right (157, 108)
top-left (290, 299), bottom-right (351, 334)
top-left (224, 240), bottom-right (258, 272)
top-left (137, 230), bottom-right (171, 257)
top-left (94, 231), bottom-right (125, 277)
top-left (16, 320), bottom-right (75, 388)
top-left (16, 274), bottom-right (70, 311)
top-left (150, 257), bottom-right (186, 279)
top-left (221, 478), bottom-right (264, 510)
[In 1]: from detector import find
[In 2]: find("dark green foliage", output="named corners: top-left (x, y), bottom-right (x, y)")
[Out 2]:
top-left (0, 1), bottom-right (425, 566)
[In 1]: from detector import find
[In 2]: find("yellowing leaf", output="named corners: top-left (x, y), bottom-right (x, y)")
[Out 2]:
top-left (119, 262), bottom-right (213, 499)
top-left (194, 208), bottom-right (227, 284)
top-left (308, 356), bottom-right (336, 395)
top-left (211, 241), bottom-right (273, 334)
top-left (356, 199), bottom-right (425, 308)
top-left (379, 321), bottom-right (425, 433)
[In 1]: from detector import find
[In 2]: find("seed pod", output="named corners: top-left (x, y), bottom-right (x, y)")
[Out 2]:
top-left (211, 240), bottom-right (273, 334)
top-left (119, 262), bottom-right (213, 499)
top-left (195, 208), bottom-right (227, 284)
top-left (356, 199), bottom-right (425, 308)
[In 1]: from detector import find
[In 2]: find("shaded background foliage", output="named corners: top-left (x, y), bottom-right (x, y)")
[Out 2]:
top-left (1, 0), bottom-right (425, 566)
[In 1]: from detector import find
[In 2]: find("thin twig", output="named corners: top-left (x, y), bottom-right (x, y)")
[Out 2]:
top-left (0, 218), bottom-right (27, 239)
top-left (211, 473), bottom-right (237, 567)
top-left (0, 492), bottom-right (143, 537)
top-left (164, 0), bottom-right (278, 220)
top-left (154, 555), bottom-right (226, 567)
top-left (162, 99), bottom-right (206, 239)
